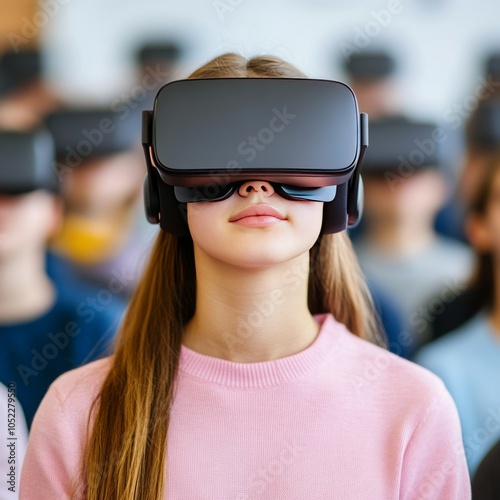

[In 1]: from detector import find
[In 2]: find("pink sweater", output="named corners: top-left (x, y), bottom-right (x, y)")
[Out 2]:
top-left (20, 314), bottom-right (471, 499)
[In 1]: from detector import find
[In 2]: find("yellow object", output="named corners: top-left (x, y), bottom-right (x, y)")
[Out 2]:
top-left (51, 214), bottom-right (123, 265)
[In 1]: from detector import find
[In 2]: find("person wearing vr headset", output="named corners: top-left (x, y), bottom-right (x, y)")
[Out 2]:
top-left (416, 152), bottom-right (500, 476)
top-left (341, 50), bottom-right (402, 121)
top-left (426, 93), bottom-right (500, 342)
top-left (0, 49), bottom-right (61, 131)
top-left (46, 108), bottom-right (156, 299)
top-left (0, 129), bottom-right (124, 430)
top-left (21, 53), bottom-right (470, 499)
top-left (354, 117), bottom-right (474, 357)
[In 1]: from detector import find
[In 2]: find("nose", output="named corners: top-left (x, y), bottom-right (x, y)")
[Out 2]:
top-left (238, 180), bottom-right (275, 198)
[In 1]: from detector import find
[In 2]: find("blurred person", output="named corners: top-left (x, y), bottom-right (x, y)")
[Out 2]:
top-left (0, 49), bottom-right (61, 130)
top-left (415, 152), bottom-right (500, 474)
top-left (460, 98), bottom-right (500, 210)
top-left (46, 108), bottom-right (157, 298)
top-left (430, 97), bottom-right (500, 339)
top-left (130, 40), bottom-right (185, 112)
top-left (368, 282), bottom-right (410, 358)
top-left (1, 382), bottom-right (28, 500)
top-left (472, 438), bottom-right (500, 500)
top-left (435, 54), bottom-right (500, 244)
top-left (484, 52), bottom-right (500, 86)
top-left (0, 129), bottom-right (124, 428)
top-left (341, 50), bottom-right (401, 120)
top-left (21, 53), bottom-right (469, 500)
top-left (355, 117), bottom-right (474, 356)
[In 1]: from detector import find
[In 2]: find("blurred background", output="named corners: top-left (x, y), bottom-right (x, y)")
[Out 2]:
top-left (1, 0), bottom-right (499, 114)
top-left (3, 0), bottom-right (500, 489)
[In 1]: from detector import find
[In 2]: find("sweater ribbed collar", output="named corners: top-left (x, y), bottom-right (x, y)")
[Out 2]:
top-left (179, 314), bottom-right (342, 388)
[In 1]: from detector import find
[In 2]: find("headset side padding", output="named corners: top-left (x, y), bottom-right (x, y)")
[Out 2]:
top-left (157, 179), bottom-right (190, 236)
top-left (321, 181), bottom-right (348, 234)
top-left (143, 170), bottom-right (161, 224)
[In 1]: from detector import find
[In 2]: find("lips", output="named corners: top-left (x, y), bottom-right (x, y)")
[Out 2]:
top-left (229, 204), bottom-right (286, 222)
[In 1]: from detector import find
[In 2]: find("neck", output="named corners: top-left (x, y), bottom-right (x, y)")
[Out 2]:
top-left (182, 249), bottom-right (319, 363)
top-left (365, 218), bottom-right (436, 257)
top-left (0, 249), bottom-right (55, 323)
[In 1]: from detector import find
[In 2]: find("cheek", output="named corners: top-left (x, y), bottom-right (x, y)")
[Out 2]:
top-left (292, 202), bottom-right (324, 243)
top-left (0, 201), bottom-right (53, 252)
top-left (186, 202), bottom-right (224, 246)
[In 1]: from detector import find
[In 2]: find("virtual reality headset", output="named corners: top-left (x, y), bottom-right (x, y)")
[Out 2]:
top-left (142, 77), bottom-right (368, 235)
top-left (0, 50), bottom-right (41, 96)
top-left (0, 129), bottom-right (57, 195)
top-left (343, 51), bottom-right (397, 82)
top-left (362, 117), bottom-right (444, 172)
top-left (45, 108), bottom-right (141, 164)
top-left (137, 41), bottom-right (183, 65)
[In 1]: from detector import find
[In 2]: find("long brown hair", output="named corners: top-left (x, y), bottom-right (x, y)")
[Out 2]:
top-left (79, 53), bottom-right (384, 500)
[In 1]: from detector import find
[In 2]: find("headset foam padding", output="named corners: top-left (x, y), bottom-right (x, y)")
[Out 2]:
top-left (321, 181), bottom-right (349, 234)
top-left (143, 171), bottom-right (161, 224)
top-left (154, 178), bottom-right (355, 236)
top-left (158, 179), bottom-right (190, 236)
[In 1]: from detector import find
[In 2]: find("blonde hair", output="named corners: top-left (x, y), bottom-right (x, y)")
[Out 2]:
top-left (79, 53), bottom-right (384, 500)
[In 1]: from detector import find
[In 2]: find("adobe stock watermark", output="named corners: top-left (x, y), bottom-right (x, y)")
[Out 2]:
top-left (384, 127), bottom-right (447, 192)
top-left (176, 106), bottom-right (297, 223)
top-left (52, 116), bottom-right (117, 182)
top-left (220, 246), bottom-right (330, 351)
top-left (463, 406), bottom-right (500, 464)
top-left (442, 74), bottom-right (500, 130)
top-left (110, 65), bottom-right (173, 121)
top-left (409, 439), bottom-right (467, 499)
top-left (7, 0), bottom-right (72, 53)
top-left (386, 277), bottom-right (467, 357)
top-left (409, 278), bottom-right (468, 337)
top-left (16, 264), bottom-right (133, 386)
top-left (213, 0), bottom-right (244, 21)
top-left (221, 289), bottom-right (286, 351)
top-left (350, 348), bottom-right (393, 395)
top-left (53, 63), bottom-right (170, 182)
top-left (386, 74), bottom-right (500, 192)
top-left (340, 0), bottom-right (404, 61)
top-left (235, 439), bottom-right (306, 500)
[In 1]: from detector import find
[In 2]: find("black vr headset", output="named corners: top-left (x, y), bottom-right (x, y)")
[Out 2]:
top-left (0, 50), bottom-right (41, 96)
top-left (363, 117), bottom-right (444, 172)
top-left (0, 129), bottom-right (57, 195)
top-left (343, 51), bottom-right (397, 82)
top-left (142, 77), bottom-right (368, 235)
top-left (45, 108), bottom-right (141, 162)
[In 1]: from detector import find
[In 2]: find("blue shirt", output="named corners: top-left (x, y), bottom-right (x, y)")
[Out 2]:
top-left (0, 253), bottom-right (126, 428)
top-left (415, 312), bottom-right (500, 475)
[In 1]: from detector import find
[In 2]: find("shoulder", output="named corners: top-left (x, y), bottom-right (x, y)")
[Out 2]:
top-left (433, 235), bottom-right (474, 261)
top-left (51, 287), bottom-right (125, 346)
top-left (331, 316), bottom-right (447, 397)
top-left (415, 313), bottom-right (487, 369)
top-left (21, 358), bottom-right (114, 498)
top-left (36, 357), bottom-right (113, 428)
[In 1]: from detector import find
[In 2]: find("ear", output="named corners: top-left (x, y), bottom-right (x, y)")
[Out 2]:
top-left (466, 213), bottom-right (492, 253)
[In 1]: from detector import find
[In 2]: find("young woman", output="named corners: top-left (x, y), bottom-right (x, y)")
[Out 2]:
top-left (20, 53), bottom-right (470, 500)
top-left (416, 152), bottom-right (500, 476)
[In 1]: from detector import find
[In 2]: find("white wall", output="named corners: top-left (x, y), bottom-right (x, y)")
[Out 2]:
top-left (39, 0), bottom-right (500, 122)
